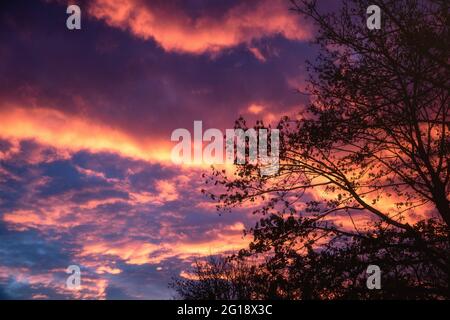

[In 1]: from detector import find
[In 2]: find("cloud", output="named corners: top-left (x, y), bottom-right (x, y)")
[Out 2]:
top-left (247, 103), bottom-right (265, 114)
top-left (88, 0), bottom-right (311, 55)
top-left (0, 0), bottom-right (314, 148)
top-left (0, 107), bottom-right (172, 162)
top-left (0, 0), bottom-right (315, 299)
top-left (0, 142), bottom-right (255, 298)
top-left (248, 47), bottom-right (267, 62)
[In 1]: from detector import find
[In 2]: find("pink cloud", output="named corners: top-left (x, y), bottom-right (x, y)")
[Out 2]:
top-left (88, 0), bottom-right (311, 55)
top-left (248, 47), bottom-right (267, 62)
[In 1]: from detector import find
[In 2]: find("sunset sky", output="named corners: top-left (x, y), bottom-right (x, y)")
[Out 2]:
top-left (0, 0), bottom-right (321, 299)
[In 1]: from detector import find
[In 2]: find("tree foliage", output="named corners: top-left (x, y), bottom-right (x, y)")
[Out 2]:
top-left (173, 0), bottom-right (449, 300)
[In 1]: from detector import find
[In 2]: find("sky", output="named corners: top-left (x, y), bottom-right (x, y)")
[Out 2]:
top-left (0, 0), bottom-right (319, 299)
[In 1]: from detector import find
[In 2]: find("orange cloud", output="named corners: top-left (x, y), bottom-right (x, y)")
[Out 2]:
top-left (248, 103), bottom-right (265, 114)
top-left (0, 107), bottom-right (172, 162)
top-left (0, 107), bottom-right (238, 172)
top-left (88, 0), bottom-right (311, 55)
top-left (79, 230), bottom-right (249, 265)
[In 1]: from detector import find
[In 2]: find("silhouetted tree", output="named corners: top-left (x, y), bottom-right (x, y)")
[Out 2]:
top-left (173, 0), bottom-right (449, 299)
top-left (170, 256), bottom-right (268, 300)
top-left (172, 220), bottom-right (448, 299)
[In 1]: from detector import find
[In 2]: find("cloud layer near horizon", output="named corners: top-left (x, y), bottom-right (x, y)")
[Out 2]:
top-left (1, 139), bottom-right (255, 299)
